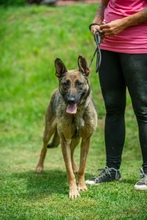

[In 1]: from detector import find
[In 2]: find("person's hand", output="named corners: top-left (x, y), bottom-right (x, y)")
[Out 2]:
top-left (90, 24), bottom-right (105, 42)
top-left (90, 24), bottom-right (101, 35)
top-left (100, 18), bottom-right (127, 37)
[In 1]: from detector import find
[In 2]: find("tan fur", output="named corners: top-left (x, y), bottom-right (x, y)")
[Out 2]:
top-left (36, 56), bottom-right (97, 199)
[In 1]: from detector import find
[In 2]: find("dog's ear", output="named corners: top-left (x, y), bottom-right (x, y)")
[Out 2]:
top-left (78, 55), bottom-right (90, 77)
top-left (55, 58), bottom-right (67, 78)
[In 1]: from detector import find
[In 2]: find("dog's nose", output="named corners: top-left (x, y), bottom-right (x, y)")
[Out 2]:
top-left (67, 96), bottom-right (76, 104)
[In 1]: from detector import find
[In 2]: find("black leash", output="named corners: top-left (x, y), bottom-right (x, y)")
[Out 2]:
top-left (88, 31), bottom-right (102, 73)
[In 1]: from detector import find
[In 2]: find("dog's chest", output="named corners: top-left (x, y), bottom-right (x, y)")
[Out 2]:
top-left (57, 111), bottom-right (87, 138)
top-left (73, 115), bottom-right (85, 133)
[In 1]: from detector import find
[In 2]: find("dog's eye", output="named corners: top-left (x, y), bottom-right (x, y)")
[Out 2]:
top-left (62, 81), bottom-right (70, 89)
top-left (76, 81), bottom-right (83, 87)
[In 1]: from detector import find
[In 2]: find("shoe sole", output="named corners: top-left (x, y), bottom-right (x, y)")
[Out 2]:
top-left (134, 185), bottom-right (147, 190)
top-left (85, 178), bottom-right (122, 185)
top-left (85, 180), bottom-right (100, 185)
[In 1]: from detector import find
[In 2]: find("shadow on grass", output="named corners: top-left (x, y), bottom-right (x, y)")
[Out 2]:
top-left (9, 169), bottom-right (138, 202)
top-left (10, 169), bottom-right (92, 199)
top-left (10, 169), bottom-right (95, 200)
top-left (122, 178), bottom-right (137, 185)
top-left (12, 169), bottom-right (69, 200)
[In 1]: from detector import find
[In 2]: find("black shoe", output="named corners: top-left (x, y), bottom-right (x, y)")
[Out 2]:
top-left (85, 166), bottom-right (121, 185)
top-left (134, 168), bottom-right (147, 190)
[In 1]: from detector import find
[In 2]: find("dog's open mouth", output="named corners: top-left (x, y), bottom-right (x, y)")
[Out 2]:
top-left (66, 103), bottom-right (78, 114)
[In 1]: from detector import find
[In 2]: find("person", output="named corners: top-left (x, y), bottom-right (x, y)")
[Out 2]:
top-left (85, 0), bottom-right (147, 190)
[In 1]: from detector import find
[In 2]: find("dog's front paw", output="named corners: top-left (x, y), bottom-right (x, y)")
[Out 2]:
top-left (69, 186), bottom-right (80, 199)
top-left (35, 165), bottom-right (43, 173)
top-left (78, 182), bottom-right (87, 192)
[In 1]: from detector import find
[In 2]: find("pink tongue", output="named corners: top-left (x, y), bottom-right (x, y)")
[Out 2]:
top-left (66, 103), bottom-right (78, 114)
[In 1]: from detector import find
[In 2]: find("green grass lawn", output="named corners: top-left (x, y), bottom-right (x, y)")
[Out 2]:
top-left (0, 3), bottom-right (147, 220)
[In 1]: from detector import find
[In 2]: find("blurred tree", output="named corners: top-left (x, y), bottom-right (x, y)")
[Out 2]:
top-left (0, 0), bottom-right (57, 6)
top-left (26, 0), bottom-right (57, 5)
top-left (0, 0), bottom-right (25, 6)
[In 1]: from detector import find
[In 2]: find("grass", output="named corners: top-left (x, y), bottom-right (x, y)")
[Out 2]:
top-left (0, 3), bottom-right (147, 220)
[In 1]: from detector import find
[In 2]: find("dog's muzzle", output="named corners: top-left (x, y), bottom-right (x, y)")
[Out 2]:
top-left (66, 96), bottom-right (78, 114)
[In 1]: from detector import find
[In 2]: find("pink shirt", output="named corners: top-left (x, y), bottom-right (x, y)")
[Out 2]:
top-left (100, 0), bottom-right (147, 53)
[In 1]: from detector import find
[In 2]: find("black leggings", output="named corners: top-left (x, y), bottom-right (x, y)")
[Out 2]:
top-left (99, 50), bottom-right (147, 173)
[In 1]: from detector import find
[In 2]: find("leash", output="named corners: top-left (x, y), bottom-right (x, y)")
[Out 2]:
top-left (88, 31), bottom-right (102, 73)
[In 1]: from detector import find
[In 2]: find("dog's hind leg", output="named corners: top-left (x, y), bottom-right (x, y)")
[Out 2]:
top-left (47, 128), bottom-right (60, 148)
top-left (36, 120), bottom-right (56, 173)
top-left (77, 137), bottom-right (91, 192)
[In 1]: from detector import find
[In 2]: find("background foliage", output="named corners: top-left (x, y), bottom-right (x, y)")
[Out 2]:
top-left (0, 3), bottom-right (146, 220)
top-left (0, 0), bottom-right (25, 6)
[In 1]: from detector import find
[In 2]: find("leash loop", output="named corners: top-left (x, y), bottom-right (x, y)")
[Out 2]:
top-left (89, 31), bottom-right (102, 73)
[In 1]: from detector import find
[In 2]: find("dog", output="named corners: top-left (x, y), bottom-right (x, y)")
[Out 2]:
top-left (36, 55), bottom-right (97, 199)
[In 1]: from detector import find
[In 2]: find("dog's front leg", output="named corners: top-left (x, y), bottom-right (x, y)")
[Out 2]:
top-left (61, 138), bottom-right (80, 199)
top-left (78, 137), bottom-right (91, 192)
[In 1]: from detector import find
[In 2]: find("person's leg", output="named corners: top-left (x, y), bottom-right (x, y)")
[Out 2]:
top-left (120, 53), bottom-right (147, 190)
top-left (120, 53), bottom-right (147, 173)
top-left (99, 50), bottom-right (126, 170)
top-left (86, 50), bottom-right (126, 185)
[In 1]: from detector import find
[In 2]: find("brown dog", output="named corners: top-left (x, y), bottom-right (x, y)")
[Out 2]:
top-left (36, 55), bottom-right (97, 198)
